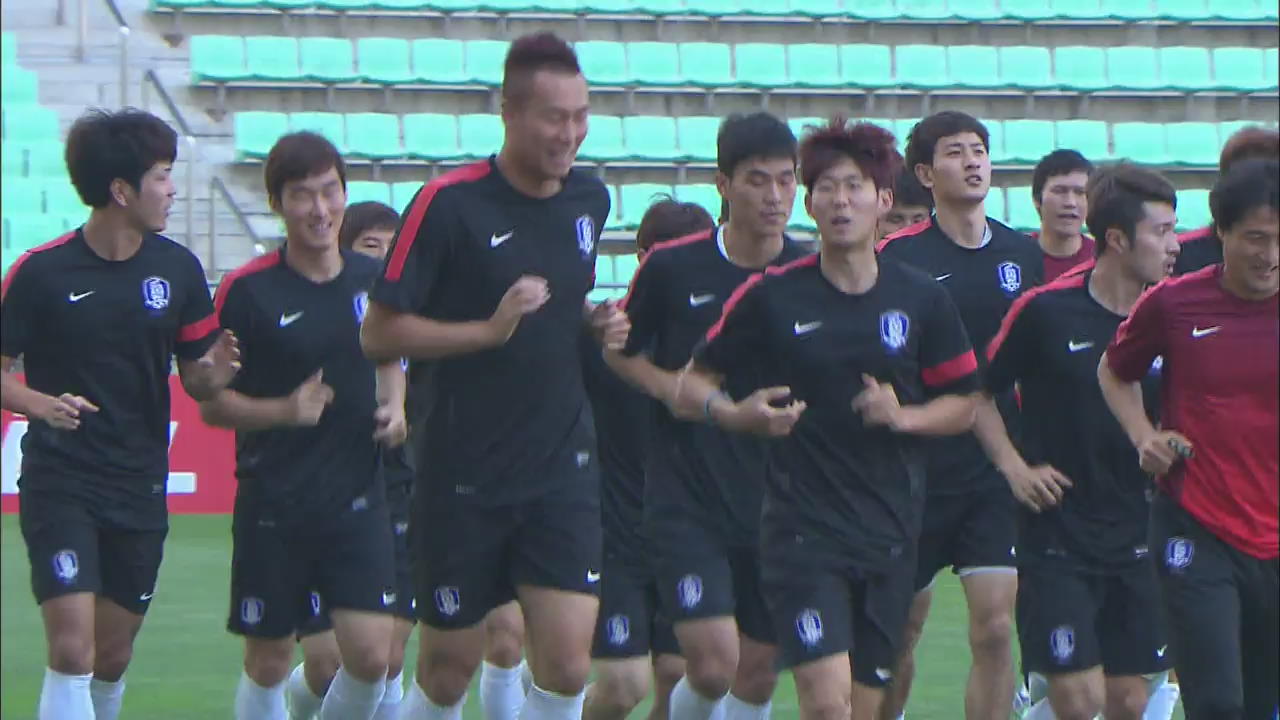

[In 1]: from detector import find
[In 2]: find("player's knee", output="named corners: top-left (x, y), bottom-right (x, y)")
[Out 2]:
top-left (419, 651), bottom-right (478, 706)
top-left (595, 667), bottom-right (651, 713)
top-left (1051, 693), bottom-right (1103, 720)
top-left (799, 692), bottom-right (851, 720)
top-left (303, 654), bottom-right (340, 695)
top-left (1102, 687), bottom-right (1148, 720)
top-left (968, 610), bottom-right (1014, 657)
top-left (532, 652), bottom-right (592, 695)
top-left (387, 644), bottom-right (407, 680)
top-left (47, 633), bottom-right (95, 675)
top-left (683, 656), bottom-right (734, 700)
top-left (91, 642), bottom-right (133, 682)
top-left (244, 643), bottom-right (293, 687)
top-left (652, 656), bottom-right (685, 694)
top-left (343, 641), bottom-right (391, 683)
top-left (484, 607), bottom-right (525, 667)
top-left (732, 661), bottom-right (779, 704)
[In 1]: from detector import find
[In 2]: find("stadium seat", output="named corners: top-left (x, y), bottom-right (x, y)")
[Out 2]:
top-left (234, 111), bottom-right (289, 158)
top-left (897, 0), bottom-right (952, 20)
top-left (674, 184), bottom-right (720, 222)
top-left (628, 42), bottom-right (682, 86)
top-left (581, 0), bottom-right (645, 12)
top-left (676, 116), bottom-right (720, 163)
top-left (788, 0), bottom-right (845, 18)
top-left (289, 112), bottom-right (346, 152)
top-left (346, 181), bottom-right (392, 206)
top-left (619, 183), bottom-right (675, 229)
top-left (2, 180), bottom-right (45, 216)
top-left (403, 113), bottom-right (460, 160)
top-left (300, 37), bottom-right (356, 82)
top-left (1106, 47), bottom-right (1163, 91)
top-left (789, 191), bottom-right (815, 231)
top-left (1217, 120), bottom-right (1255, 148)
top-left (1052, 0), bottom-right (1110, 18)
top-left (1101, 0), bottom-right (1155, 19)
top-left (1003, 120), bottom-right (1054, 164)
top-left (680, 43), bottom-right (733, 87)
top-left (190, 35), bottom-right (246, 82)
top-left (624, 116), bottom-right (678, 162)
top-left (1053, 47), bottom-right (1110, 91)
top-left (1112, 122), bottom-right (1170, 164)
top-left (5, 214), bottom-right (68, 252)
top-left (734, 43), bottom-right (789, 89)
top-left (1176, 189), bottom-right (1211, 230)
top-left (465, 40), bottom-right (509, 85)
top-left (458, 114), bottom-right (504, 159)
top-left (1207, 0), bottom-right (1266, 20)
top-left (3, 106), bottom-right (59, 142)
top-left (594, 255), bottom-right (616, 286)
top-left (1155, 0), bottom-right (1211, 21)
top-left (894, 118), bottom-right (921, 151)
top-left (391, 181), bottom-right (421, 214)
top-left (787, 116), bottom-right (822, 142)
top-left (1055, 119), bottom-right (1111, 160)
top-left (2, 144), bottom-right (23, 177)
top-left (614, 252), bottom-right (639, 285)
top-left (981, 120), bottom-right (1005, 162)
top-left (949, 0), bottom-right (1002, 20)
top-left (2, 67), bottom-right (38, 104)
top-left (986, 186), bottom-right (1007, 226)
top-left (999, 0), bottom-right (1056, 21)
top-left (346, 113), bottom-right (403, 159)
top-left (999, 46), bottom-right (1054, 90)
top-left (1159, 46), bottom-right (1213, 91)
top-left (605, 184), bottom-right (623, 231)
top-left (1005, 186), bottom-right (1038, 232)
top-left (948, 46), bottom-right (1000, 89)
top-left (1266, 48), bottom-right (1278, 89)
top-left (1210, 47), bottom-right (1268, 92)
top-left (844, 0), bottom-right (897, 20)
top-left (681, 0), bottom-right (748, 16)
top-left (357, 38), bottom-right (413, 84)
top-left (576, 41), bottom-right (628, 85)
top-left (2, 31), bottom-right (16, 66)
top-left (1164, 122), bottom-right (1220, 167)
top-left (787, 44), bottom-right (841, 88)
top-left (840, 45), bottom-right (894, 89)
top-left (895, 45), bottom-right (949, 89)
top-left (578, 115), bottom-right (626, 162)
top-left (45, 182), bottom-right (86, 217)
top-left (413, 39), bottom-right (467, 84)
top-left (245, 36), bottom-right (301, 81)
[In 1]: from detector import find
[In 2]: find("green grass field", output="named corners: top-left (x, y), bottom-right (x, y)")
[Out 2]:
top-left (0, 514), bottom-right (1181, 719)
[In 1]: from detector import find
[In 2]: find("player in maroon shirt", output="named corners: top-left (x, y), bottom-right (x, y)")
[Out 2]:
top-left (1029, 150), bottom-right (1096, 281)
top-left (1099, 158), bottom-right (1279, 720)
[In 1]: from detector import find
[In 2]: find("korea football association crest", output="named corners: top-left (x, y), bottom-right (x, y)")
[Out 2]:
top-left (52, 549), bottom-right (79, 585)
top-left (1050, 625), bottom-right (1075, 663)
top-left (606, 614), bottom-right (631, 646)
top-left (880, 310), bottom-right (910, 354)
top-left (353, 291), bottom-right (370, 324)
top-left (575, 214), bottom-right (596, 259)
top-left (142, 276), bottom-right (171, 312)
top-left (795, 608), bottom-right (824, 648)
top-left (996, 261), bottom-right (1023, 295)
top-left (1165, 537), bottom-right (1194, 572)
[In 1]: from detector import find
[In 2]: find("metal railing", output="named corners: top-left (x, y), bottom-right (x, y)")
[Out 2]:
top-left (140, 69), bottom-right (202, 266)
top-left (209, 177), bottom-right (263, 278)
top-left (71, 0), bottom-right (130, 106)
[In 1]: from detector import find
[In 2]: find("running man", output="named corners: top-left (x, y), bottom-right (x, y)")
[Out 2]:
top-left (1028, 150), bottom-right (1095, 281)
top-left (879, 165), bottom-right (934, 241)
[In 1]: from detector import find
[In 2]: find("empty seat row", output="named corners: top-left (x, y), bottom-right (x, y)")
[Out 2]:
top-left (2, 106), bottom-right (62, 143)
top-left (2, 179), bottom-right (91, 221)
top-left (152, 0), bottom-right (1280, 23)
top-left (191, 37), bottom-right (1280, 94)
top-left (3, 141), bottom-right (71, 180)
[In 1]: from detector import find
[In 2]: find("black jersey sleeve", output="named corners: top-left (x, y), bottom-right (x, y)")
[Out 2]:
top-left (213, 276), bottom-right (257, 393)
top-left (984, 291), bottom-right (1041, 395)
top-left (0, 256), bottom-right (37, 358)
top-left (695, 273), bottom-right (767, 377)
top-left (1105, 283), bottom-right (1168, 384)
top-left (371, 184), bottom-right (457, 315)
top-left (174, 252), bottom-right (220, 360)
top-left (918, 284), bottom-right (981, 396)
top-left (618, 249), bottom-right (667, 358)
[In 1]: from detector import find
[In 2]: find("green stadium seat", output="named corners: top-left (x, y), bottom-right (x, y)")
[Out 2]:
top-left (1055, 119), bottom-right (1110, 160)
top-left (674, 184), bottom-right (720, 222)
top-left (1218, 120), bottom-right (1255, 147)
top-left (787, 116), bottom-right (823, 141)
top-left (1112, 122), bottom-right (1170, 164)
top-left (358, 38), bottom-right (413, 84)
top-left (2, 180), bottom-right (45, 216)
top-left (44, 182), bottom-right (85, 217)
top-left (403, 113), bottom-right (460, 160)
top-left (981, 119), bottom-right (1005, 162)
top-left (986, 186), bottom-right (1007, 227)
top-left (1165, 122), bottom-right (1220, 167)
top-left (947, 0), bottom-right (1002, 19)
top-left (261, 0), bottom-right (313, 7)
top-left (1107, 47), bottom-right (1162, 91)
top-left (465, 40), bottom-right (509, 86)
top-left (1266, 49), bottom-right (1278, 89)
top-left (614, 252), bottom-right (639, 283)
top-left (840, 45), bottom-right (894, 89)
top-left (624, 116), bottom-right (678, 161)
top-left (1155, 0), bottom-right (1211, 21)
top-left (676, 116), bottom-right (720, 163)
top-left (2, 31), bottom-right (16, 66)
top-left (576, 41), bottom-right (628, 85)
top-left (897, 0), bottom-right (951, 20)
top-left (895, 118), bottom-right (921, 151)
top-left (789, 191), bottom-right (814, 231)
top-left (1, 67), bottom-right (38, 104)
top-left (628, 42), bottom-right (682, 86)
top-left (1050, 0), bottom-right (1109, 18)
top-left (234, 112), bottom-right (286, 160)
top-left (1053, 46), bottom-right (1110, 91)
top-left (2, 144), bottom-right (23, 177)
top-left (1176, 189), bottom-right (1211, 231)
top-left (1159, 46), bottom-right (1213, 91)
top-left (594, 255), bottom-right (616, 286)
top-left (1100, 0), bottom-right (1155, 19)
top-left (6, 214), bottom-right (69, 252)
top-left (788, 0), bottom-right (845, 18)
top-left (1207, 0), bottom-right (1266, 20)
top-left (582, 0), bottom-right (644, 12)
top-left (999, 0), bottom-right (1056, 20)
top-left (605, 184), bottom-right (623, 230)
top-left (246, 36), bottom-right (301, 81)
top-left (680, 43), bottom-right (733, 87)
top-left (579, 115), bottom-right (627, 162)
top-left (844, 0), bottom-right (897, 20)
top-left (999, 46), bottom-right (1055, 90)
top-left (1211, 47), bottom-right (1269, 91)
top-left (734, 43), bottom-right (789, 88)
top-left (346, 181), bottom-right (392, 206)
top-left (1005, 186), bottom-right (1038, 232)
top-left (681, 0), bottom-right (742, 15)
top-left (346, 113), bottom-right (403, 159)
top-left (3, 106), bottom-right (59, 143)
top-left (190, 35), bottom-right (246, 82)
top-left (619, 183), bottom-right (675, 229)
top-left (948, 46), bottom-right (999, 89)
top-left (895, 45), bottom-right (949, 89)
top-left (300, 37), bottom-right (356, 83)
top-left (289, 112), bottom-right (346, 152)
top-left (413, 39), bottom-right (467, 84)
top-left (392, 182), bottom-right (421, 214)
top-left (1003, 120), bottom-right (1054, 164)
top-left (458, 114), bottom-right (504, 159)
top-left (787, 44), bottom-right (841, 88)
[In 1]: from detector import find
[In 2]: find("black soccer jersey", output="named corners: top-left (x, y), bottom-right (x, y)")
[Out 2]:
top-left (986, 270), bottom-right (1162, 569)
top-left (877, 217), bottom-right (1043, 494)
top-left (214, 247), bottom-right (383, 522)
top-left (0, 230), bottom-right (219, 527)
top-left (370, 157), bottom-right (609, 504)
top-left (1173, 226), bottom-right (1222, 276)
top-left (696, 254), bottom-right (981, 569)
top-left (620, 226), bottom-right (810, 546)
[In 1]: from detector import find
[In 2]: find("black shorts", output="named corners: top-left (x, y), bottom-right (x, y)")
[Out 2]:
top-left (915, 480), bottom-right (1018, 590)
top-left (19, 486), bottom-right (167, 616)
top-left (1149, 492), bottom-right (1279, 720)
top-left (592, 546), bottom-right (680, 660)
top-left (1018, 556), bottom-right (1169, 676)
top-left (228, 489), bottom-right (398, 638)
top-left (761, 528), bottom-right (916, 687)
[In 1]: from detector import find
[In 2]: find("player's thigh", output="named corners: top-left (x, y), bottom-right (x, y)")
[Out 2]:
top-left (511, 485), bottom-right (603, 609)
top-left (592, 657), bottom-right (654, 711)
top-left (1101, 674), bottom-right (1150, 720)
top-left (299, 629), bottom-right (341, 677)
top-left (92, 596), bottom-right (146, 679)
top-left (593, 557), bottom-right (657, 661)
top-left (20, 488), bottom-right (102, 612)
top-left (954, 483), bottom-right (1019, 574)
top-left (39, 592), bottom-right (96, 672)
top-left (1238, 554), bottom-right (1279, 720)
top-left (729, 545), bottom-right (777, 647)
top-left (762, 559), bottom-right (854, 675)
top-left (849, 561), bottom-right (916, 692)
top-left (1016, 562), bottom-right (1104, 675)
top-left (1045, 667), bottom-right (1106, 720)
top-left (414, 493), bottom-right (517, 631)
top-left (97, 524), bottom-right (168, 616)
top-left (1098, 563), bottom-right (1170, 678)
top-left (517, 585), bottom-right (598, 691)
top-left (331, 608), bottom-right (394, 680)
top-left (791, 653), bottom-right (853, 720)
top-left (226, 508), bottom-right (311, 640)
top-left (913, 492), bottom-right (968, 591)
top-left (314, 494), bottom-right (398, 623)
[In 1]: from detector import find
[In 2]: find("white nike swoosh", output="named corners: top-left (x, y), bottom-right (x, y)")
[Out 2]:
top-left (68, 291), bottom-right (95, 302)
top-left (1191, 326), bottom-right (1220, 338)
top-left (279, 311), bottom-right (304, 327)
top-left (490, 230), bottom-right (514, 247)
top-left (1067, 340), bottom-right (1095, 352)
top-left (689, 293), bottom-right (715, 307)
top-left (1156, 645), bottom-right (1167, 657)
top-left (139, 592), bottom-right (154, 601)
top-left (794, 321), bottom-right (823, 334)
top-left (934, 274), bottom-right (952, 282)
top-left (586, 571), bottom-right (601, 583)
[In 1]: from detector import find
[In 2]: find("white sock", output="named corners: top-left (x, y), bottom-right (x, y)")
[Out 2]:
top-left (1022, 698), bottom-right (1056, 720)
top-left (318, 666), bottom-right (385, 720)
top-left (399, 680), bottom-right (465, 720)
top-left (372, 671), bottom-right (404, 720)
top-left (721, 694), bottom-right (770, 720)
top-left (89, 676), bottom-right (125, 720)
top-left (516, 684), bottom-right (585, 720)
top-left (669, 677), bottom-right (724, 720)
top-left (1143, 677), bottom-right (1180, 720)
top-left (518, 660), bottom-right (533, 696)
top-left (287, 663), bottom-right (324, 720)
top-left (480, 661), bottom-right (528, 720)
top-left (39, 668), bottom-right (95, 720)
top-left (236, 670), bottom-right (288, 720)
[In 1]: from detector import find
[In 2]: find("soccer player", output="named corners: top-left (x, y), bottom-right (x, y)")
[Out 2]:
top-left (0, 108), bottom-right (238, 720)
top-left (1099, 158), bottom-right (1279, 719)
top-left (607, 111), bottom-right (808, 720)
top-left (981, 164), bottom-right (1181, 720)
top-left (479, 602), bottom-right (531, 720)
top-left (876, 110), bottom-right (1043, 720)
top-left (1029, 150), bottom-right (1095, 281)
top-left (359, 32), bottom-right (626, 720)
top-left (583, 196), bottom-right (713, 720)
top-left (284, 199), bottom-right (416, 720)
top-left (671, 118), bottom-right (981, 720)
top-left (1174, 126), bottom-right (1278, 276)
top-left (879, 165), bottom-right (934, 240)
top-left (202, 132), bottom-right (402, 720)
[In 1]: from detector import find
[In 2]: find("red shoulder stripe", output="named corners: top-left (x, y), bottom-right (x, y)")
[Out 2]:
top-left (876, 218), bottom-right (931, 253)
top-left (384, 161), bottom-right (492, 282)
top-left (1, 232), bottom-right (76, 302)
top-left (619, 227), bottom-right (714, 311)
top-left (1176, 226), bottom-right (1214, 244)
top-left (214, 250), bottom-right (281, 316)
top-left (704, 271), bottom-right (766, 344)
top-left (986, 271), bottom-right (1087, 363)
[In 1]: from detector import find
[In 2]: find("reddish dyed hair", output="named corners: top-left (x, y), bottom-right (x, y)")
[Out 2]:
top-left (1219, 126), bottom-right (1279, 174)
top-left (798, 117), bottom-right (903, 194)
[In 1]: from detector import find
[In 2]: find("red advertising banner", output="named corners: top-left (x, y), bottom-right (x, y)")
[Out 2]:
top-left (1, 375), bottom-right (238, 514)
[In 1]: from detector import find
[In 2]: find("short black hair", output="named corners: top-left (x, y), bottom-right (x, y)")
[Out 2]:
top-left (636, 195), bottom-right (715, 252)
top-left (502, 32), bottom-right (581, 105)
top-left (339, 201), bottom-right (400, 250)
top-left (904, 111), bottom-right (989, 174)
top-left (717, 111), bottom-right (797, 178)
top-left (263, 131), bottom-right (347, 209)
top-left (1085, 163), bottom-right (1177, 257)
top-left (891, 165), bottom-right (933, 210)
top-left (1032, 149), bottom-right (1093, 204)
top-left (65, 108), bottom-right (177, 209)
top-left (1211, 158), bottom-right (1279, 233)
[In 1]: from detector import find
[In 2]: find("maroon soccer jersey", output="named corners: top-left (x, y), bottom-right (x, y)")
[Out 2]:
top-left (1030, 231), bottom-right (1096, 281)
top-left (1106, 265), bottom-right (1279, 559)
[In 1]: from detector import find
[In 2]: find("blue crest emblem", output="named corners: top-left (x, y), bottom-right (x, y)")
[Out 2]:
top-left (1149, 355), bottom-right (1164, 375)
top-left (434, 586), bottom-right (461, 617)
top-left (241, 597), bottom-right (264, 625)
top-left (353, 291), bottom-right (369, 324)
top-left (796, 609), bottom-right (824, 648)
top-left (677, 574), bottom-right (703, 609)
top-left (309, 591), bottom-right (322, 616)
top-left (606, 614), bottom-right (631, 646)
top-left (142, 276), bottom-right (171, 311)
top-left (1050, 625), bottom-right (1075, 663)
top-left (880, 310), bottom-right (910, 353)
top-left (997, 261), bottom-right (1023, 294)
top-left (576, 214), bottom-right (596, 259)
top-left (1165, 537), bottom-right (1194, 571)
top-left (52, 549), bottom-right (79, 584)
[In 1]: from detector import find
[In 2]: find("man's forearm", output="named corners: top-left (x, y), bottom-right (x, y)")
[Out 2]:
top-left (603, 350), bottom-right (680, 405)
top-left (895, 392), bottom-right (980, 437)
top-left (0, 371), bottom-right (53, 417)
top-left (1098, 353), bottom-right (1156, 447)
top-left (376, 360), bottom-right (406, 409)
top-left (971, 395), bottom-right (1027, 471)
top-left (199, 389), bottom-right (295, 432)
top-left (361, 305), bottom-right (501, 362)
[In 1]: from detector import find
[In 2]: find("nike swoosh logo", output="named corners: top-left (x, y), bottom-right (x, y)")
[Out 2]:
top-left (794, 321), bottom-right (823, 335)
top-left (689, 293), bottom-right (715, 307)
top-left (490, 230), bottom-right (514, 248)
top-left (68, 291), bottom-right (95, 302)
top-left (1067, 340), bottom-right (1094, 352)
top-left (279, 311), bottom-right (304, 327)
top-left (934, 273), bottom-right (952, 282)
top-left (586, 570), bottom-right (601, 583)
top-left (1191, 326), bottom-right (1220, 338)
top-left (139, 592), bottom-right (154, 601)
top-left (1156, 645), bottom-right (1167, 658)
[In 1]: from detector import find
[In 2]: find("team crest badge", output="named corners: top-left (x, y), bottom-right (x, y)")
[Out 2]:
top-left (52, 549), bottom-right (79, 584)
top-left (434, 586), bottom-right (461, 617)
top-left (310, 591), bottom-right (322, 616)
top-left (1050, 625), bottom-right (1075, 663)
top-left (606, 614), bottom-right (631, 646)
top-left (796, 609), bottom-right (824, 648)
top-left (353, 291), bottom-right (369, 324)
top-left (880, 310), bottom-right (910, 353)
top-left (241, 597), bottom-right (264, 625)
top-left (576, 214), bottom-right (596, 259)
top-left (996, 262), bottom-right (1023, 294)
top-left (142, 276), bottom-right (171, 311)
top-left (677, 574), bottom-right (703, 609)
top-left (1165, 537), bottom-right (1194, 571)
